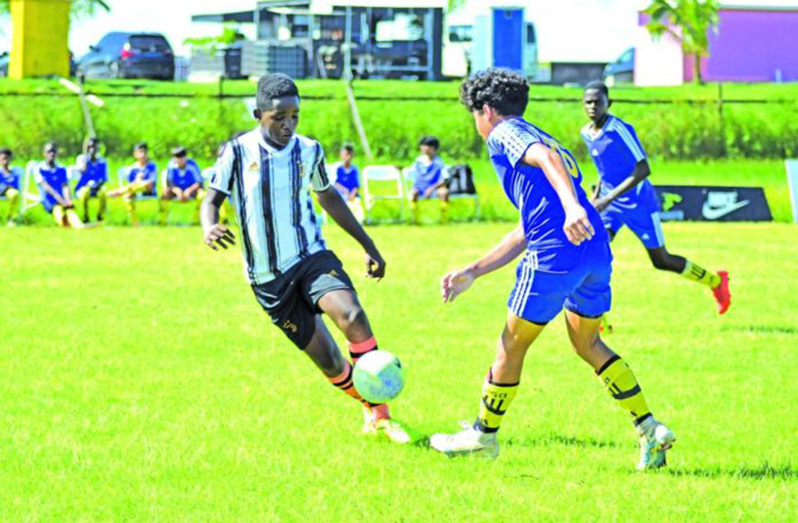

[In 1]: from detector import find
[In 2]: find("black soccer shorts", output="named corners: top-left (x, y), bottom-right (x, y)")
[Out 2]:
top-left (251, 250), bottom-right (356, 349)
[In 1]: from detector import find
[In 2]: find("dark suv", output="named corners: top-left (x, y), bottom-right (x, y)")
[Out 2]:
top-left (78, 32), bottom-right (175, 80)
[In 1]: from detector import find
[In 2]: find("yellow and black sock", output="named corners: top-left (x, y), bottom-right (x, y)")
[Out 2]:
top-left (682, 260), bottom-right (721, 289)
top-left (440, 201), bottom-right (449, 224)
top-left (597, 355), bottom-right (652, 426)
top-left (474, 370), bottom-right (519, 433)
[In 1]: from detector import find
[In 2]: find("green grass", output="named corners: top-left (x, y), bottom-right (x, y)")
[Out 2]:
top-left (1, 222), bottom-right (796, 521)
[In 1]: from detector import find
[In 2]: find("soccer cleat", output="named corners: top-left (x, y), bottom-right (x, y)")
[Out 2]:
top-left (712, 271), bottom-right (731, 315)
top-left (430, 423), bottom-right (499, 459)
top-left (636, 417), bottom-right (675, 471)
top-left (361, 409), bottom-right (411, 444)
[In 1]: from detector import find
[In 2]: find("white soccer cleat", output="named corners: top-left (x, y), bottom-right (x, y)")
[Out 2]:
top-left (636, 417), bottom-right (676, 471)
top-left (430, 423), bottom-right (499, 459)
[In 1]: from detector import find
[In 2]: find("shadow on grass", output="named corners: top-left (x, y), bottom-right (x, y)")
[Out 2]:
top-left (723, 325), bottom-right (798, 335)
top-left (666, 462), bottom-right (796, 481)
top-left (504, 433), bottom-right (621, 450)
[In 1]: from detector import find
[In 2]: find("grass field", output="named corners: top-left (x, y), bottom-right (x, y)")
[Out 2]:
top-left (1, 222), bottom-right (796, 522)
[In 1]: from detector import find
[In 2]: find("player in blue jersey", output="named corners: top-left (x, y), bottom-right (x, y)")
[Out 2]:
top-left (74, 137), bottom-right (108, 223)
top-left (108, 142), bottom-right (158, 226)
top-left (430, 69), bottom-right (674, 470)
top-left (408, 135), bottom-right (450, 224)
top-left (159, 146), bottom-right (204, 225)
top-left (201, 74), bottom-right (409, 443)
top-left (332, 143), bottom-right (364, 223)
top-left (34, 142), bottom-right (83, 228)
top-left (582, 81), bottom-right (730, 316)
top-left (0, 148), bottom-right (22, 225)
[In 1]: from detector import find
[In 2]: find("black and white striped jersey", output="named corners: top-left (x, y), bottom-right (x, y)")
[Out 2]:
top-left (209, 127), bottom-right (332, 284)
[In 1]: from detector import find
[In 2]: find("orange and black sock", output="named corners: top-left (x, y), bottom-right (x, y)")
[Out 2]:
top-left (327, 360), bottom-right (377, 409)
top-left (348, 336), bottom-right (378, 365)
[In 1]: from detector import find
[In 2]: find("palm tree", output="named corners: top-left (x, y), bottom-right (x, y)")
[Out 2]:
top-left (644, 0), bottom-right (719, 84)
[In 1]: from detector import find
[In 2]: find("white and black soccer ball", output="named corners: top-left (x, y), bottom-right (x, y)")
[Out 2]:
top-left (352, 351), bottom-right (404, 404)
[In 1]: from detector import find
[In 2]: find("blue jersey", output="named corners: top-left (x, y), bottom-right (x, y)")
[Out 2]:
top-left (488, 117), bottom-right (606, 273)
top-left (334, 164), bottom-right (360, 193)
top-left (0, 166), bottom-right (21, 193)
top-left (580, 115), bottom-right (657, 206)
top-left (166, 158), bottom-right (202, 190)
top-left (410, 155), bottom-right (446, 192)
top-left (74, 155), bottom-right (108, 193)
top-left (127, 161), bottom-right (158, 195)
top-left (34, 162), bottom-right (68, 210)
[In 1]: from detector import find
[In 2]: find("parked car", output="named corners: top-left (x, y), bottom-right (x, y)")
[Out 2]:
top-left (77, 32), bottom-right (175, 80)
top-left (603, 47), bottom-right (635, 85)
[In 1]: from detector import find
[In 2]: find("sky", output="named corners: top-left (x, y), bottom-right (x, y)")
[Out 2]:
top-left (1, 0), bottom-right (796, 63)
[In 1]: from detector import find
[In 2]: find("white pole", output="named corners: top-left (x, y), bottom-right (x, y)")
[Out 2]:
top-left (786, 160), bottom-right (798, 224)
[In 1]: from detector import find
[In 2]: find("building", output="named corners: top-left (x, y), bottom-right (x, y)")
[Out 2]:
top-left (634, 3), bottom-right (798, 86)
top-left (191, 0), bottom-right (447, 80)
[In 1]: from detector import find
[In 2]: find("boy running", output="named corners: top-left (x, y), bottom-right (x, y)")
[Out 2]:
top-left (35, 142), bottom-right (83, 228)
top-left (201, 74), bottom-right (408, 443)
top-left (74, 137), bottom-right (109, 223)
top-left (581, 81), bottom-right (730, 315)
top-left (0, 148), bottom-right (22, 225)
top-left (430, 69), bottom-right (674, 470)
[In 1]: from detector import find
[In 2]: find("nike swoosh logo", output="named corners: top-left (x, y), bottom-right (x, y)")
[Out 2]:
top-left (702, 200), bottom-right (750, 220)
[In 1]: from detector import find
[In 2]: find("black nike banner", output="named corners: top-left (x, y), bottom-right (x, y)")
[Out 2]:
top-left (654, 186), bottom-right (772, 222)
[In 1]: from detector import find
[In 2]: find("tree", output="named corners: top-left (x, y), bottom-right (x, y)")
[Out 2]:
top-left (644, 0), bottom-right (719, 84)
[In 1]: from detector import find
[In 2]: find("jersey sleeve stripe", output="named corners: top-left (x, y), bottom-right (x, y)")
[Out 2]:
top-left (611, 120), bottom-right (646, 161)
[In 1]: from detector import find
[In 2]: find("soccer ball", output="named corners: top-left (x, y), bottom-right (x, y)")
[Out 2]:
top-left (353, 351), bottom-right (404, 404)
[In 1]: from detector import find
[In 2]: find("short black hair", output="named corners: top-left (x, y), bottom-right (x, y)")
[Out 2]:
top-left (134, 142), bottom-right (148, 152)
top-left (418, 135), bottom-right (440, 149)
top-left (257, 73), bottom-right (300, 111)
top-left (460, 68), bottom-right (529, 116)
top-left (0, 147), bottom-right (12, 157)
top-left (341, 143), bottom-right (355, 154)
top-left (171, 146), bottom-right (188, 158)
top-left (585, 80), bottom-right (610, 98)
top-left (44, 142), bottom-right (58, 152)
top-left (84, 137), bottom-right (100, 150)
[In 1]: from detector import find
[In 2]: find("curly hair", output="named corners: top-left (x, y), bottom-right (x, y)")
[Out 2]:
top-left (459, 68), bottom-right (529, 116)
top-left (257, 73), bottom-right (300, 111)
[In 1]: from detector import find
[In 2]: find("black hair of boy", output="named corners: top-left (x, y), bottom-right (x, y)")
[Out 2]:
top-left (341, 143), bottom-right (355, 154)
top-left (460, 68), bottom-right (529, 116)
top-left (584, 80), bottom-right (610, 98)
top-left (256, 73), bottom-right (300, 112)
top-left (418, 136), bottom-right (440, 150)
top-left (134, 142), bottom-right (148, 152)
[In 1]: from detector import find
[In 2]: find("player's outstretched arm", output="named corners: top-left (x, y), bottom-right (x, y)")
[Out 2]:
top-left (441, 225), bottom-right (526, 303)
top-left (201, 188), bottom-right (235, 251)
top-left (593, 160), bottom-right (651, 211)
top-left (523, 143), bottom-right (594, 246)
top-left (317, 187), bottom-right (386, 279)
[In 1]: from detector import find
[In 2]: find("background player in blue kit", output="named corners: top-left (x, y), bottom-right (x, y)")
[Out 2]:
top-left (408, 135), bottom-right (450, 224)
top-left (35, 142), bottom-right (83, 228)
top-left (159, 146), bottom-right (204, 225)
top-left (0, 147), bottom-right (22, 225)
top-left (74, 137), bottom-right (108, 223)
top-left (430, 69), bottom-right (674, 470)
top-left (332, 143), bottom-right (364, 224)
top-left (108, 142), bottom-right (158, 226)
top-left (581, 81), bottom-right (731, 316)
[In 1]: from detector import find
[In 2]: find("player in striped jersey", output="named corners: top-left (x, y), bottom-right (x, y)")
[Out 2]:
top-left (201, 74), bottom-right (409, 443)
top-left (430, 69), bottom-right (674, 469)
top-left (581, 81), bottom-right (730, 317)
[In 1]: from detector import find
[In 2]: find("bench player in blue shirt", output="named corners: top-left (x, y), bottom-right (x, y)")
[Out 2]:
top-left (35, 142), bottom-right (83, 228)
top-left (408, 135), bottom-right (450, 224)
top-left (74, 137), bottom-right (109, 223)
top-left (430, 69), bottom-right (674, 470)
top-left (0, 147), bottom-right (22, 225)
top-left (159, 146), bottom-right (204, 225)
top-left (332, 143), bottom-right (364, 224)
top-left (581, 81), bottom-right (730, 317)
top-left (108, 142), bottom-right (158, 226)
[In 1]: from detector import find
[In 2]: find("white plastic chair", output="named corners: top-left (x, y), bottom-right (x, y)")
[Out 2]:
top-left (362, 165), bottom-right (406, 224)
top-left (20, 161), bottom-right (42, 215)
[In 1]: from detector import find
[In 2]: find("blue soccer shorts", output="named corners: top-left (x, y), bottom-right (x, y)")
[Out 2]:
top-left (508, 241), bottom-right (613, 324)
top-left (601, 199), bottom-right (665, 249)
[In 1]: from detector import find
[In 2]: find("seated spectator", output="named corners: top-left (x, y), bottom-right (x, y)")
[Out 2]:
top-left (408, 135), bottom-right (449, 224)
top-left (74, 137), bottom-right (108, 223)
top-left (108, 142), bottom-right (157, 226)
top-left (34, 142), bottom-right (83, 228)
top-left (159, 146), bottom-right (204, 225)
top-left (0, 147), bottom-right (22, 226)
top-left (333, 143), bottom-right (364, 224)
